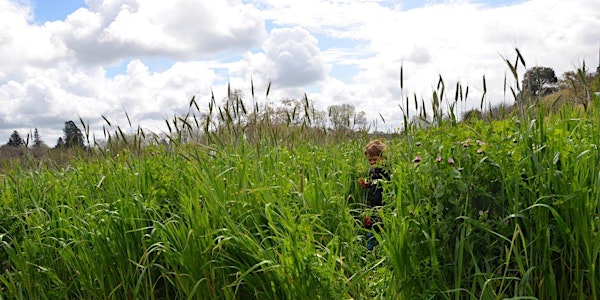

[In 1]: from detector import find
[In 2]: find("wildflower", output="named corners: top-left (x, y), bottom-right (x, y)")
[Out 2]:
top-left (412, 156), bottom-right (422, 163)
top-left (477, 148), bottom-right (484, 154)
top-left (415, 142), bottom-right (422, 146)
top-left (477, 140), bottom-right (486, 146)
top-left (447, 157), bottom-right (455, 165)
top-left (435, 156), bottom-right (442, 163)
top-left (463, 143), bottom-right (469, 148)
top-left (408, 210), bottom-right (414, 216)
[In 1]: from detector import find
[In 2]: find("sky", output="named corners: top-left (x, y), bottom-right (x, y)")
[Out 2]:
top-left (1, 0), bottom-right (599, 145)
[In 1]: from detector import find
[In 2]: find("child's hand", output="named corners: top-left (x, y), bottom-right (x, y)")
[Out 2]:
top-left (358, 179), bottom-right (369, 188)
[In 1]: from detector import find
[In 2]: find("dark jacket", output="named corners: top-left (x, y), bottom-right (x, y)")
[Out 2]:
top-left (366, 166), bottom-right (391, 207)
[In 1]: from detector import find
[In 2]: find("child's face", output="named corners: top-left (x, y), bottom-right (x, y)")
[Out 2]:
top-left (366, 154), bottom-right (383, 166)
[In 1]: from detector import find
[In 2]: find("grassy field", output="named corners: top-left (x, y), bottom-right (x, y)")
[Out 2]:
top-left (1, 85), bottom-right (599, 298)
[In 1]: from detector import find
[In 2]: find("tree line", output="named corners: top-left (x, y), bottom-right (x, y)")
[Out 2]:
top-left (5, 120), bottom-right (84, 149)
top-left (0, 96), bottom-right (370, 160)
top-left (461, 63), bottom-right (600, 122)
top-left (2, 62), bottom-right (598, 160)
top-left (520, 63), bottom-right (600, 103)
top-left (1, 121), bottom-right (85, 160)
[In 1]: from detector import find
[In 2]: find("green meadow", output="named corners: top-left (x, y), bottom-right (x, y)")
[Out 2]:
top-left (1, 57), bottom-right (599, 299)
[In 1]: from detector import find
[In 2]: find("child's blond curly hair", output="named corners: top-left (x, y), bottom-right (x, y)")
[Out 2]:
top-left (364, 139), bottom-right (386, 157)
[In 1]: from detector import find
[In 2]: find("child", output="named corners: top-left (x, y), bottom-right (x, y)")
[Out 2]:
top-left (358, 139), bottom-right (390, 250)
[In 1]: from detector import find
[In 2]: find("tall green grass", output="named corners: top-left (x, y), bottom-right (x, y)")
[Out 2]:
top-left (385, 52), bottom-right (599, 299)
top-left (0, 132), bottom-right (378, 298)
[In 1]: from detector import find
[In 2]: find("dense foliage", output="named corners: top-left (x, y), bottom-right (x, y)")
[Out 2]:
top-left (0, 94), bottom-right (599, 299)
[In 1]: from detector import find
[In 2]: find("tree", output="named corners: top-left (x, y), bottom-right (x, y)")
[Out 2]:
top-left (271, 98), bottom-right (302, 126)
top-left (327, 104), bottom-right (367, 131)
top-left (309, 107), bottom-right (328, 129)
top-left (63, 121), bottom-right (84, 148)
top-left (522, 66), bottom-right (558, 97)
top-left (328, 104), bottom-right (352, 130)
top-left (559, 63), bottom-right (600, 109)
top-left (7, 130), bottom-right (25, 147)
top-left (354, 111), bottom-right (367, 130)
top-left (29, 127), bottom-right (49, 157)
top-left (55, 137), bottom-right (65, 148)
top-left (32, 127), bottom-right (45, 147)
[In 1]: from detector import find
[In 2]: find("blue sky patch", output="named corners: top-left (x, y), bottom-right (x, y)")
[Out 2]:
top-left (31, 0), bottom-right (86, 23)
